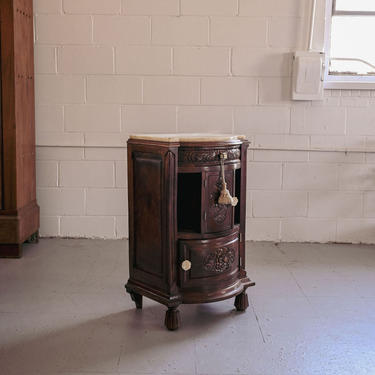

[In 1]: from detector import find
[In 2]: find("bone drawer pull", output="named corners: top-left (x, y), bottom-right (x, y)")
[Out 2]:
top-left (181, 260), bottom-right (192, 271)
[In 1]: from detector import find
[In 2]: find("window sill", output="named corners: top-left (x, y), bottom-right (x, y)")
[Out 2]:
top-left (324, 77), bottom-right (375, 90)
top-left (324, 81), bottom-right (375, 90)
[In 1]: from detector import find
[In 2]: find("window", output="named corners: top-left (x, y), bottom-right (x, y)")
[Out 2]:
top-left (325, 0), bottom-right (375, 89)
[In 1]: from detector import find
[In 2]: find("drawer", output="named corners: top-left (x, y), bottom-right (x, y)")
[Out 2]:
top-left (178, 145), bottom-right (241, 166)
top-left (178, 231), bottom-right (239, 290)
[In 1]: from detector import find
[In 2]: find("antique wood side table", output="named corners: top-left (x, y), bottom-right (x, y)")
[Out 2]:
top-left (125, 134), bottom-right (255, 330)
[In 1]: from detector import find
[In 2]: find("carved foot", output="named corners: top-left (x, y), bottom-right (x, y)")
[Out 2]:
top-left (130, 292), bottom-right (143, 309)
top-left (164, 307), bottom-right (181, 331)
top-left (234, 291), bottom-right (249, 312)
top-left (26, 231), bottom-right (39, 244)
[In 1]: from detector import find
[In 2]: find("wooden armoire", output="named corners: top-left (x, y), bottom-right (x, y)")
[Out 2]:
top-left (0, 0), bottom-right (39, 258)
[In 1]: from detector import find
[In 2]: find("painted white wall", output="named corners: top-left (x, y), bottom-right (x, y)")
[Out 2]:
top-left (34, 0), bottom-right (375, 243)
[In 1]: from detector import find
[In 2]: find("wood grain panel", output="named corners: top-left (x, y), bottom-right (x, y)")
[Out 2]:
top-left (0, 0), bottom-right (39, 256)
top-left (133, 152), bottom-right (164, 277)
top-left (0, 0), bottom-right (17, 210)
top-left (14, 0), bottom-right (35, 208)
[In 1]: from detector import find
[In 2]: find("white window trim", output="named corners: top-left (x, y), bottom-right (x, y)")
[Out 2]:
top-left (324, 0), bottom-right (375, 90)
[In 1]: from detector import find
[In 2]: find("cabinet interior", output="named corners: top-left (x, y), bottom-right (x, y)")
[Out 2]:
top-left (177, 172), bottom-right (202, 233)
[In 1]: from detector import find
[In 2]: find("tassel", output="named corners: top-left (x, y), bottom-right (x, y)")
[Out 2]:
top-left (218, 153), bottom-right (238, 207)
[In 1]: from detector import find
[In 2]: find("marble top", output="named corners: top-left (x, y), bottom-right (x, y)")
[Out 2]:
top-left (129, 133), bottom-right (247, 143)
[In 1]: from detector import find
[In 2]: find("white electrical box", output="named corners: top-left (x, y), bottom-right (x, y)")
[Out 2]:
top-left (292, 51), bottom-right (325, 101)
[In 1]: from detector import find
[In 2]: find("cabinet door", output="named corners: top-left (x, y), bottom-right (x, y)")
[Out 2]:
top-left (128, 146), bottom-right (178, 294)
top-left (178, 232), bottom-right (239, 290)
top-left (203, 169), bottom-right (235, 234)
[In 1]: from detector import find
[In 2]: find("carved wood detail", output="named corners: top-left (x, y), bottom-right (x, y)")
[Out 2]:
top-left (207, 172), bottom-right (232, 229)
top-left (209, 188), bottom-right (229, 224)
top-left (179, 147), bottom-right (241, 163)
top-left (204, 246), bottom-right (236, 273)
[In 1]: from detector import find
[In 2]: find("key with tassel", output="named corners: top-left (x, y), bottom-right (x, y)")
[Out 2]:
top-left (218, 153), bottom-right (238, 207)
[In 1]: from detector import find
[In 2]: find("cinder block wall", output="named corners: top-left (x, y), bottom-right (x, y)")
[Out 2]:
top-left (34, 0), bottom-right (375, 243)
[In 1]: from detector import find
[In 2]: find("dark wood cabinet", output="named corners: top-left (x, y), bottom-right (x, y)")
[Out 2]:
top-left (0, 0), bottom-right (39, 258)
top-left (126, 134), bottom-right (254, 330)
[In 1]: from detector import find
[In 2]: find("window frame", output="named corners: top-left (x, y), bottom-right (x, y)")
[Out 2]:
top-left (324, 0), bottom-right (375, 89)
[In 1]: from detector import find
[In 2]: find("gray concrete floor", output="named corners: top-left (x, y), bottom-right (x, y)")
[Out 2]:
top-left (0, 240), bottom-right (375, 375)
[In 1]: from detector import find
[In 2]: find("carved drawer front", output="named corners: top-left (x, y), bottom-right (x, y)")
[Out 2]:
top-left (203, 169), bottom-right (235, 234)
top-left (178, 146), bottom-right (241, 166)
top-left (178, 232), bottom-right (239, 290)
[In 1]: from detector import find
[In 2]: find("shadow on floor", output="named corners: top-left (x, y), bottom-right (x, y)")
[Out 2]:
top-left (0, 302), bottom-right (245, 375)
